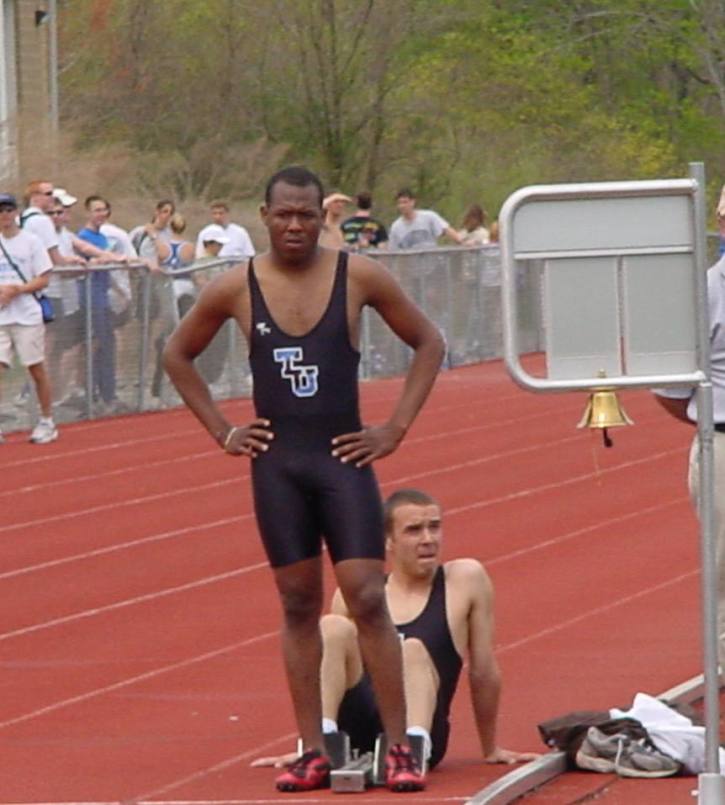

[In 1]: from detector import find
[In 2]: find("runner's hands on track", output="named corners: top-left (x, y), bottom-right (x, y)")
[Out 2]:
top-left (222, 419), bottom-right (274, 457)
top-left (250, 751), bottom-right (297, 768)
top-left (484, 747), bottom-right (541, 764)
top-left (331, 422), bottom-right (406, 468)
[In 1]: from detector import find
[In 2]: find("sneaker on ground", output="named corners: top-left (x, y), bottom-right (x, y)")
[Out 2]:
top-left (385, 743), bottom-right (426, 792)
top-left (576, 726), bottom-right (680, 778)
top-left (29, 419), bottom-right (58, 445)
top-left (275, 749), bottom-right (331, 792)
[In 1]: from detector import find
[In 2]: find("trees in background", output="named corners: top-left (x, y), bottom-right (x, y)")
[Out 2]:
top-left (59, 0), bottom-right (725, 218)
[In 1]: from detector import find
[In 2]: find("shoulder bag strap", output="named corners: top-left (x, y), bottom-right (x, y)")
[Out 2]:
top-left (0, 235), bottom-right (43, 304)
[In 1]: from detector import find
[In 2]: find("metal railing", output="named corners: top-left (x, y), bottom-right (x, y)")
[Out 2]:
top-left (11, 238), bottom-right (724, 434)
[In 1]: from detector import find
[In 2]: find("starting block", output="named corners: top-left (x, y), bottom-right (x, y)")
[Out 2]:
top-left (295, 731), bottom-right (351, 770)
top-left (331, 751), bottom-right (375, 793)
top-left (331, 733), bottom-right (428, 793)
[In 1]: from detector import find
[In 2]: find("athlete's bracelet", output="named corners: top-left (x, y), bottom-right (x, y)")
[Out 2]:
top-left (222, 426), bottom-right (242, 452)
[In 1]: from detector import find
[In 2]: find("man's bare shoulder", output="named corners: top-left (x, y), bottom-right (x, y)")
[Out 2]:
top-left (444, 558), bottom-right (492, 592)
top-left (346, 250), bottom-right (398, 305)
top-left (204, 260), bottom-right (248, 294)
top-left (347, 250), bottom-right (390, 278)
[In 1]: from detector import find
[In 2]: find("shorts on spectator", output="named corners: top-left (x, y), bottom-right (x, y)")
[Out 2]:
top-left (54, 307), bottom-right (84, 350)
top-left (0, 322), bottom-right (46, 367)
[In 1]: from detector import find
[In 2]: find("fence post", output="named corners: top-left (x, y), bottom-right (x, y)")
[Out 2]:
top-left (137, 270), bottom-right (151, 411)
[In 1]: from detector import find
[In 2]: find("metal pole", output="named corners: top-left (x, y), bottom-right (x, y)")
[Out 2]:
top-left (48, 0), bottom-right (59, 133)
top-left (83, 273), bottom-right (93, 419)
top-left (137, 271), bottom-right (151, 411)
top-left (690, 161), bottom-right (724, 804)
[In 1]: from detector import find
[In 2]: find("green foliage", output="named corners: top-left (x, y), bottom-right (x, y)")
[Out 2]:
top-left (58, 0), bottom-right (725, 216)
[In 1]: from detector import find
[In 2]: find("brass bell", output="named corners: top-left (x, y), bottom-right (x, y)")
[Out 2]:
top-left (577, 386), bottom-right (633, 448)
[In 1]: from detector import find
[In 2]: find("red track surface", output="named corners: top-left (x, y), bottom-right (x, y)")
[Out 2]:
top-left (0, 360), bottom-right (708, 803)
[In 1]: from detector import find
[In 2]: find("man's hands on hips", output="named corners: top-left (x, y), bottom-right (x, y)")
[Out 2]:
top-left (221, 419), bottom-right (274, 457)
top-left (331, 422), bottom-right (406, 467)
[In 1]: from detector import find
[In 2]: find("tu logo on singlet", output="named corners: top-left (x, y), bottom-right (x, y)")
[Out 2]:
top-left (273, 347), bottom-right (319, 398)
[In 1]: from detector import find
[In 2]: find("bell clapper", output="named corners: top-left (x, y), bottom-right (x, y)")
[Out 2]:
top-left (577, 370), bottom-right (633, 448)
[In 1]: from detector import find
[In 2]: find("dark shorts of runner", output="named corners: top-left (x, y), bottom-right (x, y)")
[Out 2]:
top-left (251, 418), bottom-right (384, 568)
top-left (337, 673), bottom-right (450, 769)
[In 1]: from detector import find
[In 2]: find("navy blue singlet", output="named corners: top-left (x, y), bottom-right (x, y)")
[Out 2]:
top-left (337, 565), bottom-right (463, 768)
top-left (395, 565), bottom-right (463, 764)
top-left (247, 252), bottom-right (384, 568)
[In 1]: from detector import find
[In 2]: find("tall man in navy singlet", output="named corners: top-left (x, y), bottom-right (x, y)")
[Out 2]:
top-left (163, 166), bottom-right (445, 792)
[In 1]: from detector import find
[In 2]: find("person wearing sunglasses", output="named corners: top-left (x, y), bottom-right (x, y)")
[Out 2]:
top-left (20, 180), bottom-right (85, 271)
top-left (0, 193), bottom-right (58, 444)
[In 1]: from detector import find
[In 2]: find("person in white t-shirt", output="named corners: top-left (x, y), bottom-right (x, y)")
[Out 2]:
top-left (195, 200), bottom-right (255, 259)
top-left (388, 189), bottom-right (464, 251)
top-left (0, 193), bottom-right (57, 444)
top-left (654, 253), bottom-right (725, 669)
top-left (20, 180), bottom-right (86, 270)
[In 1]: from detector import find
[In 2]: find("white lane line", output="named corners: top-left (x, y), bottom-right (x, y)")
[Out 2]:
top-left (122, 734), bottom-right (294, 804)
top-left (496, 569), bottom-right (697, 654)
top-left (0, 568), bottom-right (697, 733)
top-left (0, 517), bottom-right (246, 581)
top-left (107, 574), bottom-right (694, 803)
top-left (0, 449), bottom-right (221, 499)
top-left (0, 475), bottom-right (249, 536)
top-left (136, 797), bottom-right (466, 804)
top-left (0, 427), bottom-right (201, 470)
top-left (412, 448), bottom-right (683, 506)
top-left (0, 450), bottom-right (684, 641)
top-left (0, 417), bottom-right (674, 573)
top-left (0, 399), bottom-right (584, 499)
top-left (0, 563), bottom-right (266, 643)
top-left (0, 631), bottom-right (278, 730)
top-left (471, 496), bottom-right (689, 567)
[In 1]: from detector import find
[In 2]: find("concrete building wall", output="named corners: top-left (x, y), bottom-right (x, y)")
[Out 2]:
top-left (0, 0), bottom-right (55, 185)
top-left (0, 0), bottom-right (19, 182)
top-left (16, 0), bottom-right (53, 172)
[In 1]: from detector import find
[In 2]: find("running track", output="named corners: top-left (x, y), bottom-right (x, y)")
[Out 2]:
top-left (0, 360), bottom-right (706, 803)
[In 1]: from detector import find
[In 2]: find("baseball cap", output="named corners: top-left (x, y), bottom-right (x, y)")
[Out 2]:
top-left (323, 192), bottom-right (351, 209)
top-left (53, 187), bottom-right (78, 207)
top-left (200, 224), bottom-right (230, 244)
top-left (0, 193), bottom-right (18, 208)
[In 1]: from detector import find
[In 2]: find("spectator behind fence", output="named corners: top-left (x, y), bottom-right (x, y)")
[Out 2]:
top-left (47, 193), bottom-right (88, 406)
top-left (319, 192), bottom-right (351, 249)
top-left (129, 199), bottom-right (175, 266)
top-left (157, 213), bottom-right (196, 316)
top-left (192, 226), bottom-right (232, 390)
top-left (341, 192), bottom-right (388, 251)
top-left (0, 192), bottom-right (57, 444)
top-left (21, 179), bottom-right (86, 271)
top-left (150, 213), bottom-right (196, 400)
top-left (389, 189), bottom-right (464, 250)
top-left (77, 196), bottom-right (125, 414)
top-left (195, 200), bottom-right (255, 260)
top-left (457, 203), bottom-right (490, 246)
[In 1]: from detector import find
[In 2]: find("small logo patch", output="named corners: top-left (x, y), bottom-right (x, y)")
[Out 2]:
top-left (256, 322), bottom-right (272, 336)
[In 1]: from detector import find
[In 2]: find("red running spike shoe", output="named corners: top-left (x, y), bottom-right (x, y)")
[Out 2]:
top-left (385, 743), bottom-right (426, 792)
top-left (275, 749), bottom-right (331, 792)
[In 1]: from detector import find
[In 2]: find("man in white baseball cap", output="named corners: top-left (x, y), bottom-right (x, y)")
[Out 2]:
top-left (53, 188), bottom-right (78, 208)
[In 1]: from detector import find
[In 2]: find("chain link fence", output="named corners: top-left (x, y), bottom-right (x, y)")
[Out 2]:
top-left (1, 245), bottom-right (542, 435)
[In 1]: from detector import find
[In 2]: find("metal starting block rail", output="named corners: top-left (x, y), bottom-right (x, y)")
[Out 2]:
top-left (294, 731), bottom-right (428, 793)
top-left (331, 751), bottom-right (375, 793)
top-left (332, 733), bottom-right (428, 793)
